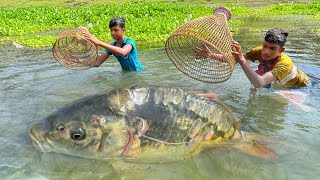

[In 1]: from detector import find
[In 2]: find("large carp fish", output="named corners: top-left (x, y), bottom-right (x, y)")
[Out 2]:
top-left (29, 86), bottom-right (275, 164)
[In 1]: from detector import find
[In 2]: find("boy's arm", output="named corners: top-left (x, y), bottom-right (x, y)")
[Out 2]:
top-left (238, 60), bottom-right (277, 88)
top-left (194, 44), bottom-right (225, 61)
top-left (96, 41), bottom-right (132, 57)
top-left (92, 52), bottom-right (110, 67)
top-left (82, 31), bottom-right (132, 57)
top-left (231, 40), bottom-right (277, 88)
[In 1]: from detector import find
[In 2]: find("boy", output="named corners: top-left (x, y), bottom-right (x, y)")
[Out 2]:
top-left (231, 28), bottom-right (309, 88)
top-left (83, 17), bottom-right (144, 71)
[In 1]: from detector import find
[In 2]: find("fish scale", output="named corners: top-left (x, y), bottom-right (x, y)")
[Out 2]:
top-left (126, 87), bottom-right (239, 144)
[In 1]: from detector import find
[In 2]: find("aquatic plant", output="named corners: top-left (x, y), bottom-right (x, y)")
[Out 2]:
top-left (0, 2), bottom-right (319, 48)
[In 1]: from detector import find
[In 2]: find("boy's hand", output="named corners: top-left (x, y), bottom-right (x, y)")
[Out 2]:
top-left (194, 44), bottom-right (212, 59)
top-left (193, 44), bottom-right (225, 61)
top-left (231, 40), bottom-right (246, 64)
top-left (82, 31), bottom-right (101, 46)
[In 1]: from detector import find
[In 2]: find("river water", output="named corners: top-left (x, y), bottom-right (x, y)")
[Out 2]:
top-left (1, 14), bottom-right (320, 179)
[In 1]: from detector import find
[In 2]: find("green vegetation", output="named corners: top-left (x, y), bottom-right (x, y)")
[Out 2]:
top-left (0, 0), bottom-right (316, 8)
top-left (0, 1), bottom-right (319, 48)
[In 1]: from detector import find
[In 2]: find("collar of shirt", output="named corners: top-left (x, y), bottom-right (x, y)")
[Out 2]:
top-left (113, 37), bottom-right (128, 47)
top-left (256, 55), bottom-right (281, 75)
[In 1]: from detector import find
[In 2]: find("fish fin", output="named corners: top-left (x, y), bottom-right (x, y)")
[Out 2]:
top-left (126, 116), bottom-right (149, 138)
top-left (233, 140), bottom-right (277, 160)
top-left (233, 131), bottom-right (279, 160)
top-left (134, 117), bottom-right (149, 138)
top-left (275, 90), bottom-right (311, 112)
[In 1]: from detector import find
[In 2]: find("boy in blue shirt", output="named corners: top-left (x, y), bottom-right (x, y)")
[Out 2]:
top-left (83, 17), bottom-right (144, 71)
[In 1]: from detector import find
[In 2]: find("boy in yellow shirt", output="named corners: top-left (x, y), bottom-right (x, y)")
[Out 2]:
top-left (231, 28), bottom-right (309, 89)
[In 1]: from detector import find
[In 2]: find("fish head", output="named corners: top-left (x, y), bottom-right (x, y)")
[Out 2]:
top-left (28, 98), bottom-right (131, 159)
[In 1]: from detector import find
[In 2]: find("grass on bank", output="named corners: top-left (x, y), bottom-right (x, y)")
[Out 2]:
top-left (1, 0), bottom-right (317, 7)
top-left (0, 1), bottom-right (319, 48)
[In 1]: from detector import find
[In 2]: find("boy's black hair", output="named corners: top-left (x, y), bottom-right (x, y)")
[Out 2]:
top-left (109, 17), bottom-right (125, 28)
top-left (264, 28), bottom-right (288, 47)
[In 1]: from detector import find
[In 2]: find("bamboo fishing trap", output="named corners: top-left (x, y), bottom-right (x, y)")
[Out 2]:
top-left (165, 6), bottom-right (235, 83)
top-left (52, 27), bottom-right (98, 70)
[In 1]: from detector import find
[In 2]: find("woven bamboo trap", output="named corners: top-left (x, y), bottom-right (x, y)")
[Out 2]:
top-left (165, 6), bottom-right (235, 83)
top-left (52, 27), bottom-right (98, 70)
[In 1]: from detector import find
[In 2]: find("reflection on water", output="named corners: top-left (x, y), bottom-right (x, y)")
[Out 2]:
top-left (242, 92), bottom-right (287, 132)
top-left (1, 14), bottom-right (320, 179)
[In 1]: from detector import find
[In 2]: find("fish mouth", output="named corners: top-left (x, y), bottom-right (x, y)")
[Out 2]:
top-left (28, 124), bottom-right (50, 152)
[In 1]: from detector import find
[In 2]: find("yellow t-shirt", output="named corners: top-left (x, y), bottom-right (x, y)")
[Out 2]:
top-left (245, 46), bottom-right (308, 87)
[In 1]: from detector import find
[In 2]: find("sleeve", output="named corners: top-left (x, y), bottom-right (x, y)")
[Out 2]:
top-left (272, 62), bottom-right (290, 81)
top-left (245, 46), bottom-right (262, 62)
top-left (125, 39), bottom-right (135, 51)
top-left (271, 53), bottom-right (293, 81)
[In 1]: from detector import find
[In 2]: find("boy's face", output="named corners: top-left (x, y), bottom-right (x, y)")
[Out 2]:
top-left (110, 25), bottom-right (125, 40)
top-left (261, 41), bottom-right (285, 61)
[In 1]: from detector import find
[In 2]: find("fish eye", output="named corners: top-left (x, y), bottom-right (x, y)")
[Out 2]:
top-left (71, 128), bottom-right (85, 140)
top-left (57, 125), bottom-right (64, 131)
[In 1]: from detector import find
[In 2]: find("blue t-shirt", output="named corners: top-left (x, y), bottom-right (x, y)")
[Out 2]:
top-left (104, 37), bottom-right (144, 71)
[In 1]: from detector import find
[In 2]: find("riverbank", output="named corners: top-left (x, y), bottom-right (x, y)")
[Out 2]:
top-left (0, 1), bottom-right (319, 48)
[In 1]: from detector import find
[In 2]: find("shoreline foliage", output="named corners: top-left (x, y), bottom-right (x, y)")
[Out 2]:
top-left (0, 1), bottom-right (319, 48)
